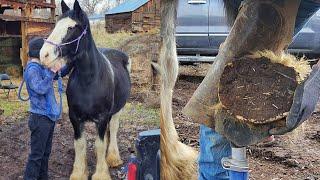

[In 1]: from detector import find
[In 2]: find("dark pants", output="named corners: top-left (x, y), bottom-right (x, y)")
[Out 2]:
top-left (24, 113), bottom-right (55, 180)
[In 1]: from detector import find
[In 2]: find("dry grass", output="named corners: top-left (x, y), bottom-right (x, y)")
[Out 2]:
top-left (91, 24), bottom-right (138, 49)
top-left (0, 78), bottom-right (28, 117)
top-left (115, 30), bottom-right (160, 103)
top-left (91, 25), bottom-right (161, 103)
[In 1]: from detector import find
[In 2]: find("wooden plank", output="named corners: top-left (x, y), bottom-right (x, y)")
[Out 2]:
top-left (26, 21), bottom-right (53, 36)
top-left (0, 14), bottom-right (54, 23)
top-left (0, 0), bottom-right (55, 8)
top-left (0, 34), bottom-right (21, 37)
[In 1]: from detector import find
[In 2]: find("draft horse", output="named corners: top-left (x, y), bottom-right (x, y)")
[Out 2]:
top-left (40, 1), bottom-right (131, 179)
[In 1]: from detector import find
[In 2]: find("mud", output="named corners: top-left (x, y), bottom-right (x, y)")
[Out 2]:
top-left (219, 57), bottom-right (298, 124)
top-left (0, 109), bottom-right (156, 180)
top-left (0, 64), bottom-right (319, 180)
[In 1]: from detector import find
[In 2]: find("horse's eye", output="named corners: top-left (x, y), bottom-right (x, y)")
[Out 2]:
top-left (68, 27), bottom-right (73, 31)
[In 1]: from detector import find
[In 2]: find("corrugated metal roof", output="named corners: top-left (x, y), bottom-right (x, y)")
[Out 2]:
top-left (106, 0), bottom-right (149, 15)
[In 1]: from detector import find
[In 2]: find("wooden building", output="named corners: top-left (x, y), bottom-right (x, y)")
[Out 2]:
top-left (0, 0), bottom-right (55, 72)
top-left (105, 0), bottom-right (160, 33)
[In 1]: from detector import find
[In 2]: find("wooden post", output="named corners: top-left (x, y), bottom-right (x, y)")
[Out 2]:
top-left (20, 5), bottom-right (31, 67)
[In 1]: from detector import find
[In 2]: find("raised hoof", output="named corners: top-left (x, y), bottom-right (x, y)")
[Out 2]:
top-left (70, 172), bottom-right (88, 180)
top-left (92, 172), bottom-right (112, 180)
top-left (106, 152), bottom-right (123, 168)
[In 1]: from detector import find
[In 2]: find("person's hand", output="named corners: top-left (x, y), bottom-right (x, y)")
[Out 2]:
top-left (269, 63), bottom-right (320, 135)
top-left (50, 61), bottom-right (63, 73)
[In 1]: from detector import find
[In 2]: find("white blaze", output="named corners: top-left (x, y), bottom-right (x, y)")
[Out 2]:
top-left (40, 17), bottom-right (77, 67)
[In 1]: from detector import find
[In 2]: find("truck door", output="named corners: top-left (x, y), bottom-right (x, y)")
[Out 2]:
top-left (208, 0), bottom-right (231, 53)
top-left (176, 0), bottom-right (209, 48)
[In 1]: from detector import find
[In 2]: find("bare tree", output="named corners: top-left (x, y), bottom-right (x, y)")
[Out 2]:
top-left (80, 0), bottom-right (103, 15)
top-left (55, 0), bottom-right (111, 15)
top-left (115, 0), bottom-right (125, 6)
top-left (99, 0), bottom-right (112, 14)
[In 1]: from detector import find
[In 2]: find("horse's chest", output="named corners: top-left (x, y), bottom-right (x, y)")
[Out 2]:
top-left (67, 81), bottom-right (114, 116)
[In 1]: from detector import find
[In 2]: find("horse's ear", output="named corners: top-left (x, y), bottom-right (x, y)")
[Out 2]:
top-left (61, 0), bottom-right (70, 14)
top-left (74, 0), bottom-right (82, 15)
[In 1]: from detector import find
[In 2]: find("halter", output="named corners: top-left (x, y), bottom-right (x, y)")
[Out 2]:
top-left (44, 26), bottom-right (88, 56)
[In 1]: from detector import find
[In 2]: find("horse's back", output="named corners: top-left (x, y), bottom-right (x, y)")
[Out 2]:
top-left (99, 48), bottom-right (131, 114)
top-left (99, 48), bottom-right (129, 71)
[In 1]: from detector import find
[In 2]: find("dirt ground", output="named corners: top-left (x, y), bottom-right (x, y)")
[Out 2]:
top-left (0, 102), bottom-right (158, 180)
top-left (0, 62), bottom-right (319, 180)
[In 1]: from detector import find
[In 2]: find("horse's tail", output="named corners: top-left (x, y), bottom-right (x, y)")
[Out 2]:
top-left (115, 50), bottom-right (130, 73)
top-left (126, 57), bottom-right (132, 73)
top-left (99, 47), bottom-right (131, 73)
top-left (157, 0), bottom-right (198, 179)
top-left (222, 0), bottom-right (241, 26)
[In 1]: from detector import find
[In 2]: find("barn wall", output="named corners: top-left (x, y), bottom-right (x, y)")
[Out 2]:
top-left (132, 0), bottom-right (160, 32)
top-left (0, 19), bottom-right (22, 75)
top-left (0, 0), bottom-right (55, 70)
top-left (105, 13), bottom-right (132, 33)
top-left (105, 0), bottom-right (160, 33)
top-left (0, 37), bottom-right (21, 65)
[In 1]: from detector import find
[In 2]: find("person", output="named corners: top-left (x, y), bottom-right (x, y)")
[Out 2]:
top-left (199, 1), bottom-right (320, 179)
top-left (24, 37), bottom-right (72, 180)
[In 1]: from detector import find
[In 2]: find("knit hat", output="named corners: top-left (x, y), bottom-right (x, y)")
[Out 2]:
top-left (28, 37), bottom-right (44, 58)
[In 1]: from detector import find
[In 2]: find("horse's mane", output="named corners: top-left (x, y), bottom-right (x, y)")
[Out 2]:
top-left (222, 0), bottom-right (242, 26)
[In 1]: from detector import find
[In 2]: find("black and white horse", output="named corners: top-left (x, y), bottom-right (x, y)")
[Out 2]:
top-left (40, 1), bottom-right (131, 179)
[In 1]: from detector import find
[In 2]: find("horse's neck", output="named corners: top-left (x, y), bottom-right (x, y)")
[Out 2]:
top-left (73, 38), bottom-right (101, 82)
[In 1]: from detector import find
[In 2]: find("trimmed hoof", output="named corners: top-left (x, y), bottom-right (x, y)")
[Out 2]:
top-left (92, 172), bottom-right (112, 180)
top-left (106, 151), bottom-right (123, 167)
top-left (70, 172), bottom-right (88, 180)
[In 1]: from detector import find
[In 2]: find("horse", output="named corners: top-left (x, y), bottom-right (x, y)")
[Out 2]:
top-left (39, 1), bottom-right (131, 179)
top-left (160, 0), bottom-right (319, 179)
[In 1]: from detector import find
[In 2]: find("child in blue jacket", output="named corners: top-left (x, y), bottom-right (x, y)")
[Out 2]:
top-left (24, 37), bottom-right (71, 180)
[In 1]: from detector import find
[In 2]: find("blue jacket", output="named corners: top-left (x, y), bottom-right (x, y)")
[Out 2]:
top-left (24, 61), bottom-right (71, 121)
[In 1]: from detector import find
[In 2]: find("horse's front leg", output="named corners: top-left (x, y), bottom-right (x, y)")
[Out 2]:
top-left (69, 114), bottom-right (88, 180)
top-left (107, 110), bottom-right (123, 167)
top-left (92, 116), bottom-right (112, 180)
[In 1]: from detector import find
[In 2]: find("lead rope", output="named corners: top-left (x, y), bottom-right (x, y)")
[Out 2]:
top-left (18, 78), bottom-right (29, 101)
top-left (57, 71), bottom-right (63, 119)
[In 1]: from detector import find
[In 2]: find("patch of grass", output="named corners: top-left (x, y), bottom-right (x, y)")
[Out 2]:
top-left (122, 102), bottom-right (159, 127)
top-left (0, 77), bottom-right (66, 118)
top-left (0, 78), bottom-right (28, 117)
top-left (0, 98), bottom-right (28, 116)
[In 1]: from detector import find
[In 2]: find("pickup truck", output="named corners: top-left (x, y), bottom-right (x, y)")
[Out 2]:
top-left (176, 0), bottom-right (320, 62)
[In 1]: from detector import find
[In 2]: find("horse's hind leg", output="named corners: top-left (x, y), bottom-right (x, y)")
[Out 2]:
top-left (92, 119), bottom-right (111, 180)
top-left (107, 110), bottom-right (123, 167)
top-left (70, 121), bottom-right (88, 180)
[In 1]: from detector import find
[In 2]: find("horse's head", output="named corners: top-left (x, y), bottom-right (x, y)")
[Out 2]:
top-left (40, 0), bottom-right (89, 68)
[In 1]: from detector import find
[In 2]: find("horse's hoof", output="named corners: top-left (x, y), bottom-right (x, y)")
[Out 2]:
top-left (106, 152), bottom-right (123, 167)
top-left (70, 172), bottom-right (88, 180)
top-left (92, 172), bottom-right (112, 180)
